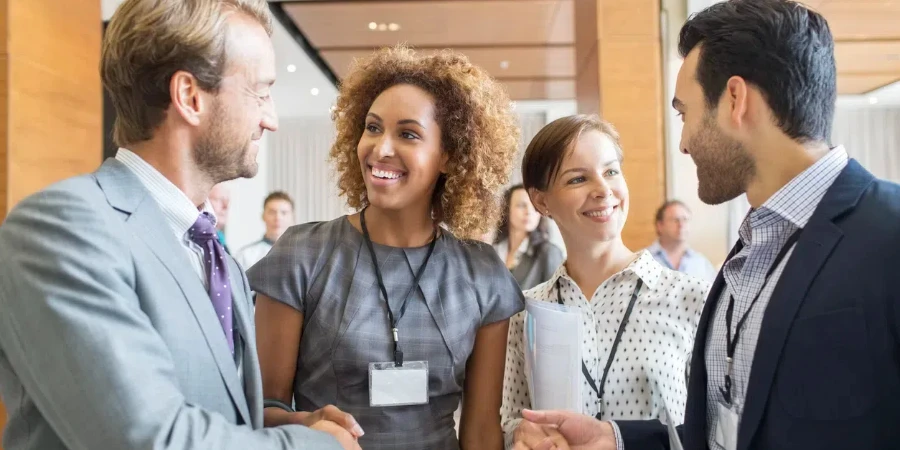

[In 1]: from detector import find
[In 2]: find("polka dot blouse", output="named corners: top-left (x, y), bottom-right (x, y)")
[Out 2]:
top-left (500, 250), bottom-right (710, 448)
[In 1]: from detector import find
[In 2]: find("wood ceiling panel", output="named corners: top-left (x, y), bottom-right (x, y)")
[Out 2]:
top-left (836, 74), bottom-right (900, 95)
top-left (504, 79), bottom-right (575, 100)
top-left (283, 0), bottom-right (574, 49)
top-left (835, 41), bottom-right (900, 74)
top-left (321, 46), bottom-right (575, 79)
top-left (799, 0), bottom-right (900, 41)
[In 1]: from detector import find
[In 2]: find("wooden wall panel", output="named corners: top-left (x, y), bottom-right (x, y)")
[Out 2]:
top-left (587, 0), bottom-right (666, 250)
top-left (6, 0), bottom-right (101, 208)
top-left (0, 0), bottom-right (7, 223)
top-left (0, 54), bottom-right (7, 222)
top-left (1, 0), bottom-right (101, 444)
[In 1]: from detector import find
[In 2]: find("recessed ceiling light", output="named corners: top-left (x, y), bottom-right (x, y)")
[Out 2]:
top-left (287, 64), bottom-right (297, 73)
top-left (388, 23), bottom-right (400, 31)
top-left (500, 60), bottom-right (510, 70)
top-left (378, 23), bottom-right (388, 31)
top-left (368, 22), bottom-right (377, 30)
top-left (311, 88), bottom-right (320, 96)
top-left (869, 96), bottom-right (879, 104)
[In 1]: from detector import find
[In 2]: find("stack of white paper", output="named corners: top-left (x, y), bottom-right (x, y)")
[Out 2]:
top-left (523, 299), bottom-right (583, 412)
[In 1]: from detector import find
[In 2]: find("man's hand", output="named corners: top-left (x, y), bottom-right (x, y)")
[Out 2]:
top-left (310, 420), bottom-right (362, 450)
top-left (512, 419), bottom-right (571, 450)
top-left (519, 409), bottom-right (617, 450)
top-left (290, 405), bottom-right (364, 438)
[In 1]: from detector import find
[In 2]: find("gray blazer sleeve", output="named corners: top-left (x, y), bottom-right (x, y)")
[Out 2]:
top-left (0, 189), bottom-right (340, 450)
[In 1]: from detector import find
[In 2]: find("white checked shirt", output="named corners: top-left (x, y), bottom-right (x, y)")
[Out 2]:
top-left (116, 148), bottom-right (216, 288)
top-left (704, 147), bottom-right (849, 449)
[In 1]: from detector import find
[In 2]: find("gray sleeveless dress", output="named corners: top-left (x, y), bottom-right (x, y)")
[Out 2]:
top-left (247, 217), bottom-right (524, 449)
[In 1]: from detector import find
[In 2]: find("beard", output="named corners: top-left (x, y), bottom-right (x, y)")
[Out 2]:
top-left (688, 114), bottom-right (755, 205)
top-left (193, 99), bottom-right (257, 183)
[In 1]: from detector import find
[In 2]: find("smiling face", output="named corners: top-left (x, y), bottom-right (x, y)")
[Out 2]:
top-left (356, 83), bottom-right (448, 213)
top-left (531, 130), bottom-right (628, 244)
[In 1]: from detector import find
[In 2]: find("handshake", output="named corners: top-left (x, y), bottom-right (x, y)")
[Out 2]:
top-left (512, 409), bottom-right (617, 450)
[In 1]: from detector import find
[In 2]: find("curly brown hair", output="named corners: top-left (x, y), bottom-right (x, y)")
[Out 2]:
top-left (329, 45), bottom-right (521, 239)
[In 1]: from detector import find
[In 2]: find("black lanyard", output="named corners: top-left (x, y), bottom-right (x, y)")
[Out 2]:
top-left (360, 208), bottom-right (438, 367)
top-left (556, 277), bottom-right (643, 418)
top-left (721, 227), bottom-right (803, 404)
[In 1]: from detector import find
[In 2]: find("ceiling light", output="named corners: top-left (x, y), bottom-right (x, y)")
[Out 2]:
top-left (310, 88), bottom-right (320, 96)
top-left (388, 23), bottom-right (400, 31)
top-left (368, 22), bottom-right (377, 30)
top-left (378, 23), bottom-right (388, 31)
top-left (869, 96), bottom-right (879, 104)
top-left (286, 64), bottom-right (297, 73)
top-left (500, 60), bottom-right (510, 70)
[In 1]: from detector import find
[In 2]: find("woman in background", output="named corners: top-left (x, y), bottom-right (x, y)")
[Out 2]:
top-left (500, 115), bottom-right (709, 449)
top-left (493, 184), bottom-right (564, 290)
top-left (248, 46), bottom-right (524, 450)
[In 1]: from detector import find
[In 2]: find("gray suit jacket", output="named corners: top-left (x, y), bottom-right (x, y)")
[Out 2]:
top-left (0, 159), bottom-right (341, 449)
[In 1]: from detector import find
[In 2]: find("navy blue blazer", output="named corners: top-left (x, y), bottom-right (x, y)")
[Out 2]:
top-left (617, 160), bottom-right (900, 450)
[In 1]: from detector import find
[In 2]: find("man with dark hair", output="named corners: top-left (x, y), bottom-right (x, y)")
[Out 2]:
top-left (648, 200), bottom-right (716, 281)
top-left (235, 191), bottom-right (296, 269)
top-left (513, 1), bottom-right (900, 449)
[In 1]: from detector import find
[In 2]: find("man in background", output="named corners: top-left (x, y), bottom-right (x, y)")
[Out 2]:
top-left (236, 191), bottom-right (295, 269)
top-left (209, 182), bottom-right (232, 250)
top-left (647, 200), bottom-right (717, 281)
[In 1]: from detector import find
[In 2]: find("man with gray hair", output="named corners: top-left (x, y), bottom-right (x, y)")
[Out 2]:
top-left (0, 1), bottom-right (358, 449)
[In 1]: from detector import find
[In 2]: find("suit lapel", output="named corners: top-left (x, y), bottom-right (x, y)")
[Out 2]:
top-left (684, 241), bottom-right (742, 450)
top-left (737, 160), bottom-right (874, 450)
top-left (95, 159), bottom-right (252, 425)
top-left (227, 257), bottom-right (260, 427)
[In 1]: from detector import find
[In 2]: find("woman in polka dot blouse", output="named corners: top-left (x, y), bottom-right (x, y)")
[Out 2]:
top-left (500, 114), bottom-right (711, 448)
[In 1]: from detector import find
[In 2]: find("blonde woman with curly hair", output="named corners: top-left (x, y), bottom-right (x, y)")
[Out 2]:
top-left (247, 46), bottom-right (525, 449)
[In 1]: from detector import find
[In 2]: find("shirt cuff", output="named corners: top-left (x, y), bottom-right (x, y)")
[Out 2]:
top-left (609, 420), bottom-right (625, 450)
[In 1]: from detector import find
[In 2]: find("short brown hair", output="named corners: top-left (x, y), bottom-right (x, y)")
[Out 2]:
top-left (264, 191), bottom-right (294, 210)
top-left (522, 114), bottom-right (623, 192)
top-left (655, 199), bottom-right (689, 223)
top-left (102, 0), bottom-right (272, 147)
top-left (329, 46), bottom-right (520, 239)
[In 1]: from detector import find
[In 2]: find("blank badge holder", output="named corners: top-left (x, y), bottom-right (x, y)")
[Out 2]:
top-left (369, 361), bottom-right (429, 407)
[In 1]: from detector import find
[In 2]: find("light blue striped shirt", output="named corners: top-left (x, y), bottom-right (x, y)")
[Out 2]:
top-left (647, 241), bottom-right (718, 282)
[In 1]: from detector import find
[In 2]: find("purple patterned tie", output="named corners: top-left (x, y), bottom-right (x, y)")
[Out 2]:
top-left (188, 212), bottom-right (234, 354)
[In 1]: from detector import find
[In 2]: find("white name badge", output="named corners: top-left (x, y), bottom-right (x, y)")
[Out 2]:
top-left (369, 361), bottom-right (429, 407)
top-left (715, 402), bottom-right (739, 450)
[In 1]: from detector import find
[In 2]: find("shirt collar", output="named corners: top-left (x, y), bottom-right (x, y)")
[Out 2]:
top-left (115, 148), bottom-right (215, 239)
top-left (551, 250), bottom-right (662, 292)
top-left (739, 146), bottom-right (849, 244)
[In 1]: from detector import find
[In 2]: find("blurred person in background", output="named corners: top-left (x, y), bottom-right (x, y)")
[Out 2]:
top-left (236, 191), bottom-right (295, 269)
top-left (248, 46), bottom-right (525, 450)
top-left (493, 184), bottom-right (564, 289)
top-left (647, 200), bottom-right (717, 281)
